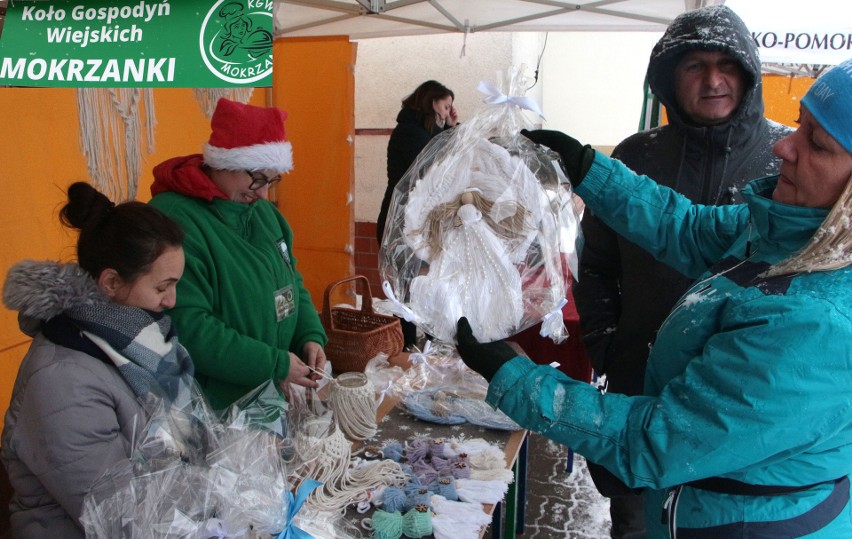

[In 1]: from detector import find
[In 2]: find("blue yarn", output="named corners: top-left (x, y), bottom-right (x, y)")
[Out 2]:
top-left (382, 441), bottom-right (404, 461)
top-left (406, 489), bottom-right (432, 510)
top-left (404, 481), bottom-right (428, 496)
top-left (382, 486), bottom-right (409, 513)
top-left (399, 463), bottom-right (415, 478)
top-left (435, 476), bottom-right (458, 501)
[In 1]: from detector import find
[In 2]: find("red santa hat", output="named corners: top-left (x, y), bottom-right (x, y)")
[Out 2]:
top-left (202, 98), bottom-right (293, 173)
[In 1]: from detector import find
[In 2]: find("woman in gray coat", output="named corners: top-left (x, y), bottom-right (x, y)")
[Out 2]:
top-left (1, 182), bottom-right (189, 537)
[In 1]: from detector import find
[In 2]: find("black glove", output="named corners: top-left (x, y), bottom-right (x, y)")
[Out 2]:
top-left (521, 129), bottom-right (595, 187)
top-left (455, 317), bottom-right (518, 382)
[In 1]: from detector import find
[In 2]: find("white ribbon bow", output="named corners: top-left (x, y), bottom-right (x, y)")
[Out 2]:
top-left (382, 280), bottom-right (418, 322)
top-left (477, 80), bottom-right (545, 119)
top-left (539, 297), bottom-right (568, 339)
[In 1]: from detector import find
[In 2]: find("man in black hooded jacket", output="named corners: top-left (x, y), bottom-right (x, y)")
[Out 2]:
top-left (574, 6), bottom-right (793, 537)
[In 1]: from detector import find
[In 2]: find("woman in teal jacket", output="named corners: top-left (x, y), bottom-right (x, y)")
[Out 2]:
top-left (457, 59), bottom-right (852, 537)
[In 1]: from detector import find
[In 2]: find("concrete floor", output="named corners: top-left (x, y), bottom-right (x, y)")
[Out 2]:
top-left (486, 433), bottom-right (612, 538)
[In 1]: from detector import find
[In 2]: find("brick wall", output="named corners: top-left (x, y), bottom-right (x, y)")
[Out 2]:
top-left (354, 221), bottom-right (385, 299)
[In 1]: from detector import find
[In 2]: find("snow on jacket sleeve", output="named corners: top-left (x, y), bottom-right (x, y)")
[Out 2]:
top-left (487, 290), bottom-right (852, 490)
top-left (576, 153), bottom-right (749, 278)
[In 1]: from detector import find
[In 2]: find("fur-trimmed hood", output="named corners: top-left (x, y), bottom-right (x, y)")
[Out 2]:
top-left (2, 261), bottom-right (108, 331)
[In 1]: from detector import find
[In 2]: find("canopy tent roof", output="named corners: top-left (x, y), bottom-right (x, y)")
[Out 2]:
top-left (275, 0), bottom-right (715, 39)
top-left (275, 0), bottom-right (849, 74)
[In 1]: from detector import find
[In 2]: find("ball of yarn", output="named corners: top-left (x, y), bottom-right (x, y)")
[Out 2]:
top-left (402, 505), bottom-right (433, 538)
top-left (431, 438), bottom-right (446, 457)
top-left (435, 476), bottom-right (458, 501)
top-left (382, 441), bottom-right (404, 462)
top-left (400, 463), bottom-right (416, 478)
top-left (372, 510), bottom-right (403, 539)
top-left (382, 486), bottom-right (408, 513)
top-left (451, 461), bottom-right (471, 479)
top-left (431, 455), bottom-right (453, 475)
top-left (404, 480), bottom-right (429, 497)
top-left (406, 438), bottom-right (431, 462)
top-left (406, 487), bottom-right (432, 511)
top-left (412, 459), bottom-right (439, 484)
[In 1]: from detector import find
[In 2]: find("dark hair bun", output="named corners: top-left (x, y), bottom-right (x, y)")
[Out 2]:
top-left (60, 182), bottom-right (115, 231)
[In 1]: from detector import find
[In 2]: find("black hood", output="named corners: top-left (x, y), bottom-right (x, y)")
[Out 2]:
top-left (648, 5), bottom-right (762, 128)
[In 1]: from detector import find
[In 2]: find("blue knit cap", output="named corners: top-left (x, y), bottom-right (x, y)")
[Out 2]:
top-left (801, 58), bottom-right (852, 154)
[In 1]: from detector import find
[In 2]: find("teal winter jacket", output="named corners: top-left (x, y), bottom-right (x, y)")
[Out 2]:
top-left (487, 153), bottom-right (852, 537)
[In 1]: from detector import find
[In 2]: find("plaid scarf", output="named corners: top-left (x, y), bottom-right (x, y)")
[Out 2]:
top-left (65, 300), bottom-right (195, 408)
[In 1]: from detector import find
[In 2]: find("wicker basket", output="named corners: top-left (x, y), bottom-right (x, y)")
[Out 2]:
top-left (321, 275), bottom-right (404, 373)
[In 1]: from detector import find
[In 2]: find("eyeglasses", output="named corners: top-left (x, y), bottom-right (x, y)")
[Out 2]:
top-left (245, 170), bottom-right (282, 191)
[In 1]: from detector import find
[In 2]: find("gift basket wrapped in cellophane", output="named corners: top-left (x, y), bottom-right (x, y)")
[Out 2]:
top-left (80, 380), bottom-right (338, 539)
top-left (379, 66), bottom-right (583, 345)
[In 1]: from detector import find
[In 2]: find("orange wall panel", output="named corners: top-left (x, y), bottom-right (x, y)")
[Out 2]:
top-left (0, 88), bottom-right (269, 429)
top-left (762, 74), bottom-right (815, 127)
top-left (273, 37), bottom-right (357, 310)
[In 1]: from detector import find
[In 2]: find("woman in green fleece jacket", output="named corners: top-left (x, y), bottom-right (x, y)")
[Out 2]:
top-left (149, 98), bottom-right (327, 409)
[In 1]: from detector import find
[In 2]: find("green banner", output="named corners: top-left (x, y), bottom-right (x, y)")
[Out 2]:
top-left (0, 0), bottom-right (273, 87)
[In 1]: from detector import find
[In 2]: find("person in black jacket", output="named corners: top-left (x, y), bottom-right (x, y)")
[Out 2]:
top-left (376, 80), bottom-right (458, 347)
top-left (573, 6), bottom-right (793, 538)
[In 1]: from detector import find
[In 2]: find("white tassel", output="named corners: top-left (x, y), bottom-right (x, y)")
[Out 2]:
top-left (455, 479), bottom-right (509, 505)
top-left (431, 495), bottom-right (490, 539)
top-left (441, 438), bottom-right (494, 458)
top-left (76, 88), bottom-right (156, 202)
top-left (469, 448), bottom-right (514, 483)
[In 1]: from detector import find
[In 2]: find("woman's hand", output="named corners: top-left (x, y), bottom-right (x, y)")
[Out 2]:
top-left (283, 352), bottom-right (319, 388)
top-left (301, 341), bottom-right (327, 381)
top-left (446, 105), bottom-right (459, 127)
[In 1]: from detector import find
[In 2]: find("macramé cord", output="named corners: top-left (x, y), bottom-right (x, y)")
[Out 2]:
top-left (291, 414), bottom-right (405, 514)
top-left (77, 88), bottom-right (156, 202)
top-left (330, 372), bottom-right (379, 441)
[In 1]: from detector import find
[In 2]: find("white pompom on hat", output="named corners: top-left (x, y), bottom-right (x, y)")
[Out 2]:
top-left (202, 98), bottom-right (293, 173)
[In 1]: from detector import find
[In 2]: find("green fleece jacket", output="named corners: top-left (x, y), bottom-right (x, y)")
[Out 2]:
top-left (149, 155), bottom-right (326, 409)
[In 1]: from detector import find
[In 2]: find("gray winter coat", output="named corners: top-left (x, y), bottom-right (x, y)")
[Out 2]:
top-left (1, 262), bottom-right (144, 538)
top-left (575, 5), bottom-right (793, 398)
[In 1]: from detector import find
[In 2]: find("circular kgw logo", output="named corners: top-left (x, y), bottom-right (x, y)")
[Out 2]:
top-left (200, 0), bottom-right (273, 84)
